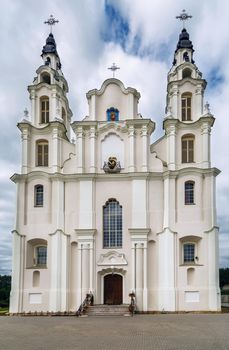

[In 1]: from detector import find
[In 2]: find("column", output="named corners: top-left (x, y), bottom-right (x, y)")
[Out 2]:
top-left (128, 125), bottom-right (136, 172)
top-left (166, 123), bottom-right (177, 171)
top-left (141, 125), bottom-right (148, 172)
top-left (9, 231), bottom-right (25, 314)
top-left (201, 122), bottom-right (211, 168)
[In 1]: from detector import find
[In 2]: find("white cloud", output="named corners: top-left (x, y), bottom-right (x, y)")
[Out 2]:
top-left (0, 0), bottom-right (228, 274)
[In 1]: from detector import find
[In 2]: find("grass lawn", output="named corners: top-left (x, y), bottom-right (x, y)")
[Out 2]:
top-left (0, 307), bottom-right (9, 315)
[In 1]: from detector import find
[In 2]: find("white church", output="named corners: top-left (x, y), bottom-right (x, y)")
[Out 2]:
top-left (10, 16), bottom-right (221, 314)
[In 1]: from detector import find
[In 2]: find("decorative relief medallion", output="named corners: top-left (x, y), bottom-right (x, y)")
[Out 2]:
top-left (103, 156), bottom-right (121, 173)
top-left (97, 251), bottom-right (128, 266)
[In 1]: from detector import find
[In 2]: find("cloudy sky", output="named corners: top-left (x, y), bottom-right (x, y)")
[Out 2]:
top-left (0, 0), bottom-right (228, 274)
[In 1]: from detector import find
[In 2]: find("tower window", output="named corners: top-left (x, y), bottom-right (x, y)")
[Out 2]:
top-left (40, 96), bottom-right (49, 123)
top-left (185, 181), bottom-right (195, 205)
top-left (181, 93), bottom-right (192, 121)
top-left (34, 185), bottom-right (44, 207)
top-left (107, 107), bottom-right (119, 121)
top-left (103, 199), bottom-right (122, 248)
top-left (182, 68), bottom-right (192, 79)
top-left (182, 134), bottom-right (194, 163)
top-left (26, 239), bottom-right (48, 268)
top-left (41, 73), bottom-right (51, 84)
top-left (36, 140), bottom-right (48, 166)
top-left (183, 243), bottom-right (195, 263)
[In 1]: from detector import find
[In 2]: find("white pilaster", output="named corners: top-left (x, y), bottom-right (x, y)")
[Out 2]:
top-left (206, 227), bottom-right (221, 311)
top-left (89, 126), bottom-right (97, 173)
top-left (76, 229), bottom-right (96, 305)
top-left (52, 127), bottom-right (61, 172)
top-left (30, 91), bottom-right (36, 124)
top-left (195, 86), bottom-right (203, 117)
top-left (171, 86), bottom-right (178, 118)
top-left (51, 89), bottom-right (57, 121)
top-left (21, 127), bottom-right (30, 174)
top-left (49, 229), bottom-right (69, 312)
top-left (76, 127), bottom-right (85, 173)
top-left (132, 179), bottom-right (147, 228)
top-left (158, 228), bottom-right (176, 311)
top-left (128, 125), bottom-right (136, 172)
top-left (141, 125), bottom-right (148, 172)
top-left (166, 124), bottom-right (177, 171)
top-left (9, 230), bottom-right (25, 314)
top-left (129, 229), bottom-right (150, 312)
top-left (201, 122), bottom-right (211, 168)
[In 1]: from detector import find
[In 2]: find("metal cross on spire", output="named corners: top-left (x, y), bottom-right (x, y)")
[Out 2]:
top-left (44, 14), bottom-right (59, 33)
top-left (108, 63), bottom-right (120, 78)
top-left (176, 9), bottom-right (192, 29)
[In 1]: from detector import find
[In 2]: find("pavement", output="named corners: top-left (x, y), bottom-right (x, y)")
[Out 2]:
top-left (0, 314), bottom-right (229, 350)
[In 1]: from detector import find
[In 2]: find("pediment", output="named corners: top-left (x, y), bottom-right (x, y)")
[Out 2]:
top-left (97, 251), bottom-right (128, 266)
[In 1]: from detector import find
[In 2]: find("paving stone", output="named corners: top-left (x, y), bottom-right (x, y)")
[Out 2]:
top-left (0, 314), bottom-right (229, 350)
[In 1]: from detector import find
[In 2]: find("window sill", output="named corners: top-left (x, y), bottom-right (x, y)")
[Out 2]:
top-left (26, 266), bottom-right (47, 269)
top-left (184, 203), bottom-right (196, 206)
top-left (103, 246), bottom-right (122, 249)
top-left (180, 263), bottom-right (203, 267)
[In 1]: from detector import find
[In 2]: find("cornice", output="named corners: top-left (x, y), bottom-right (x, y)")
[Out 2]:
top-left (10, 167), bottom-right (220, 184)
top-left (163, 115), bottom-right (215, 130)
top-left (17, 120), bottom-right (69, 140)
top-left (86, 78), bottom-right (141, 100)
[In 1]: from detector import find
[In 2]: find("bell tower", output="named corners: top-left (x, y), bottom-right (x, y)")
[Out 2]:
top-left (163, 10), bottom-right (215, 170)
top-left (18, 16), bottom-right (72, 174)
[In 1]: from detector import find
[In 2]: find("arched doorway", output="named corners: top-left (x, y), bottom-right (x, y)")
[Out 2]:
top-left (104, 274), bottom-right (123, 305)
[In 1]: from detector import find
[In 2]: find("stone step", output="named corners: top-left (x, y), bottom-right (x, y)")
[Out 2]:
top-left (85, 304), bottom-right (131, 316)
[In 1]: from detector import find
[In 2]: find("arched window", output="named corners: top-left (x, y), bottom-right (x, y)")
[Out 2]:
top-left (184, 181), bottom-right (195, 205)
top-left (103, 199), bottom-right (122, 248)
top-left (106, 107), bottom-right (119, 121)
top-left (36, 140), bottom-right (48, 166)
top-left (183, 243), bottom-right (195, 263)
top-left (41, 72), bottom-right (51, 84)
top-left (181, 93), bottom-right (192, 121)
top-left (33, 271), bottom-right (40, 287)
top-left (34, 185), bottom-right (44, 207)
top-left (182, 134), bottom-right (194, 163)
top-left (26, 239), bottom-right (48, 268)
top-left (182, 68), bottom-right (192, 79)
top-left (40, 96), bottom-right (49, 123)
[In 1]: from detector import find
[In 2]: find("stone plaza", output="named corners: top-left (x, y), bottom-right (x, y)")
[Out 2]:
top-left (1, 314), bottom-right (229, 350)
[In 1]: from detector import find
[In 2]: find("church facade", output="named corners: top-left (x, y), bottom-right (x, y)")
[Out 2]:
top-left (10, 26), bottom-right (221, 313)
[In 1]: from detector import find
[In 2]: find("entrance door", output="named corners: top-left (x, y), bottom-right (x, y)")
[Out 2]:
top-left (104, 274), bottom-right (123, 305)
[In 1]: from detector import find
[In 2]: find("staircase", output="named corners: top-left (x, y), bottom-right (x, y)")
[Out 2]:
top-left (85, 304), bottom-right (131, 316)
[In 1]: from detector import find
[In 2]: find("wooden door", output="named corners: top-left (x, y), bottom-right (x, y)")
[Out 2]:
top-left (104, 274), bottom-right (123, 305)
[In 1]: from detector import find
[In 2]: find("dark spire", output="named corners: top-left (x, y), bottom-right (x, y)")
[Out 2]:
top-left (41, 33), bottom-right (59, 57)
top-left (175, 28), bottom-right (194, 53)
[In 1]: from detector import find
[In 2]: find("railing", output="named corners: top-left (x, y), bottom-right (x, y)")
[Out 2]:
top-left (76, 292), bottom-right (94, 316)
top-left (128, 292), bottom-right (136, 316)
